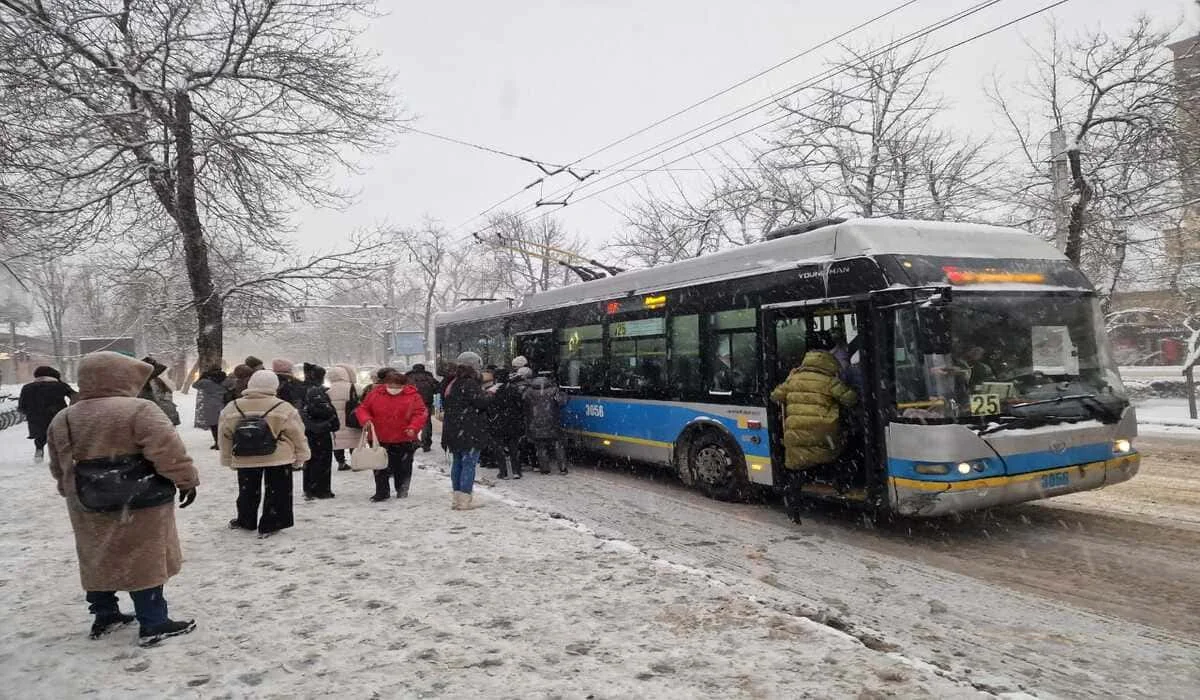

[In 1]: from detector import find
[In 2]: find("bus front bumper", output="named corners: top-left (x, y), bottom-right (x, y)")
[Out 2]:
top-left (890, 454), bottom-right (1140, 517)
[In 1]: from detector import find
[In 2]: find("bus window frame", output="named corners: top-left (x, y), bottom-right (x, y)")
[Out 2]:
top-left (603, 307), bottom-right (668, 398)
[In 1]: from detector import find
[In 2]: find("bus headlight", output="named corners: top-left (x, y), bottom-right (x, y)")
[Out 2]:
top-left (956, 462), bottom-right (973, 475)
top-left (1113, 439), bottom-right (1132, 455)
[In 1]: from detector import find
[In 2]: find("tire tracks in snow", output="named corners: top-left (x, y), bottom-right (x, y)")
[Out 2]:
top-left (449, 457), bottom-right (1200, 699)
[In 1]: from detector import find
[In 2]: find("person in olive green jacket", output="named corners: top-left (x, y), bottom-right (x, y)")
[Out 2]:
top-left (770, 334), bottom-right (858, 470)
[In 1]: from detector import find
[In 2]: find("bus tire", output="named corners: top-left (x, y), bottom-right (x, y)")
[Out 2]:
top-left (688, 431), bottom-right (747, 502)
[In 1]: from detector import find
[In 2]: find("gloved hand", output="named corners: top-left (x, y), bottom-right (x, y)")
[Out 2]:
top-left (178, 488), bottom-right (197, 509)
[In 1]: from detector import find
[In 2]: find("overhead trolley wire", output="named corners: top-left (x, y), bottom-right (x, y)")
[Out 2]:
top-left (446, 0), bottom-right (927, 238)
top-left (511, 0), bottom-right (1011, 223)
top-left (507, 0), bottom-right (1074, 232)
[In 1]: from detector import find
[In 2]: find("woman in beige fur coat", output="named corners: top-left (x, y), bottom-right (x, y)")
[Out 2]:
top-left (47, 351), bottom-right (201, 647)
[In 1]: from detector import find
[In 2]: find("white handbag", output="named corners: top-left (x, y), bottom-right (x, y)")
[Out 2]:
top-left (350, 424), bottom-right (389, 471)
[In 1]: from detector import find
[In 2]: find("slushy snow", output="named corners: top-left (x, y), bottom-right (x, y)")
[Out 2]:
top-left (0, 395), bottom-right (978, 698)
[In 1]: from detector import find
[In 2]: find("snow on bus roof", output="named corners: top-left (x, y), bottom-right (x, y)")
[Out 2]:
top-left (438, 218), bottom-right (1064, 325)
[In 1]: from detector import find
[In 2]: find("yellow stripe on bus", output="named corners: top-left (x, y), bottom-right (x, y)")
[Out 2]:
top-left (891, 456), bottom-right (1139, 492)
top-left (565, 429), bottom-right (674, 450)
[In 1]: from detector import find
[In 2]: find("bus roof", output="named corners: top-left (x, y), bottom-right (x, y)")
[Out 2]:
top-left (438, 218), bottom-right (1066, 325)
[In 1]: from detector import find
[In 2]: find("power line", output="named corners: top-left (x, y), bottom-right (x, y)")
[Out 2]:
top-left (509, 0), bottom-right (1029, 227)
top-left (445, 0), bottom-right (928, 238)
top-left (402, 125), bottom-right (596, 180)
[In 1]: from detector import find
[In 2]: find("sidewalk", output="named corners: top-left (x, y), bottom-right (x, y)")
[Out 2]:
top-left (0, 397), bottom-right (980, 698)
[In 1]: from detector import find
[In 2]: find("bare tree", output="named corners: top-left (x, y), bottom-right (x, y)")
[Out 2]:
top-left (25, 260), bottom-right (73, 363)
top-left (480, 213), bottom-right (586, 295)
top-left (771, 39), bottom-right (956, 218)
top-left (989, 18), bottom-right (1187, 280)
top-left (0, 0), bottom-right (399, 367)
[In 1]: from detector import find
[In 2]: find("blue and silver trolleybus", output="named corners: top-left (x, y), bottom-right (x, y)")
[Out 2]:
top-left (435, 218), bottom-right (1139, 516)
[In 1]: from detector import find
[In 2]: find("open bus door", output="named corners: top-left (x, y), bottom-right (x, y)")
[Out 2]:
top-left (762, 300), bottom-right (872, 502)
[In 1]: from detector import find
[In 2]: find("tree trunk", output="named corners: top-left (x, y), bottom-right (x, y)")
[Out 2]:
top-left (1065, 149), bottom-right (1093, 265)
top-left (172, 92), bottom-right (224, 369)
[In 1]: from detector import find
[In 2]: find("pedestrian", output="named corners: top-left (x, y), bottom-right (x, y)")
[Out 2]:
top-left (272, 358), bottom-right (307, 406)
top-left (769, 331), bottom-right (858, 523)
top-left (299, 363), bottom-right (340, 499)
top-left (224, 364), bottom-right (255, 404)
top-left (245, 356), bottom-right (265, 372)
top-left (441, 351), bottom-right (491, 510)
top-left (406, 363), bottom-right (439, 452)
top-left (524, 371), bottom-right (569, 474)
top-left (491, 368), bottom-right (528, 479)
top-left (46, 351), bottom-right (199, 646)
top-left (138, 356), bottom-right (180, 426)
top-left (327, 365), bottom-right (362, 471)
top-left (192, 367), bottom-right (228, 450)
top-left (218, 370), bottom-right (309, 538)
top-left (18, 365), bottom-right (76, 463)
top-left (355, 369), bottom-right (428, 502)
top-left (479, 367), bottom-right (503, 470)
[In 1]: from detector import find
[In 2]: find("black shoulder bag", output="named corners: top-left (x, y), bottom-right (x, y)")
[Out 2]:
top-left (345, 385), bottom-right (362, 430)
top-left (65, 410), bottom-right (177, 513)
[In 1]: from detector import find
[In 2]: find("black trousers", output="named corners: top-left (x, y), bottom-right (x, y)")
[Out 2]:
top-left (533, 438), bottom-right (566, 473)
top-left (236, 466), bottom-right (294, 533)
top-left (304, 432), bottom-right (334, 496)
top-left (374, 444), bottom-right (415, 497)
top-left (497, 434), bottom-right (523, 477)
top-left (334, 448), bottom-right (354, 465)
top-left (209, 426), bottom-right (218, 444)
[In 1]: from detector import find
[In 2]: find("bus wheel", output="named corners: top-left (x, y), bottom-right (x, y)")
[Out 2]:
top-left (690, 432), bottom-right (746, 502)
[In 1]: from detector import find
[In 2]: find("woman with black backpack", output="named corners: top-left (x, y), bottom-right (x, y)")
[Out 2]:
top-left (217, 370), bottom-right (310, 538)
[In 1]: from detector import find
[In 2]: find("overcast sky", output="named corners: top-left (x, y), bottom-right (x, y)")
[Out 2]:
top-left (292, 0), bottom-right (1196, 259)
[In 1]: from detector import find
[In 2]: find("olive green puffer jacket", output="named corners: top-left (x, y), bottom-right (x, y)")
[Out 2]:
top-left (770, 351), bottom-right (858, 470)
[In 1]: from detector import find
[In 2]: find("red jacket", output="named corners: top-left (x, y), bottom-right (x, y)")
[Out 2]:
top-left (354, 384), bottom-right (429, 444)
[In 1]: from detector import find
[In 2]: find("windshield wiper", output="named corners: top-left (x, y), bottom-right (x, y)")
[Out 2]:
top-left (1008, 393), bottom-right (1122, 424)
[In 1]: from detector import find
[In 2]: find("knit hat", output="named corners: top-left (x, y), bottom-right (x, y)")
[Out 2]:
top-left (245, 355), bottom-right (264, 370)
top-left (33, 365), bottom-right (61, 379)
top-left (456, 351), bottom-right (483, 371)
top-left (516, 366), bottom-right (533, 379)
top-left (512, 355), bottom-right (528, 369)
top-left (271, 358), bottom-right (295, 374)
top-left (246, 369), bottom-right (280, 394)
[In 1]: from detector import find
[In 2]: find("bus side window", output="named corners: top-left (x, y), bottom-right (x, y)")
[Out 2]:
top-left (892, 307), bottom-right (925, 406)
top-left (669, 314), bottom-right (701, 398)
top-left (608, 316), bottom-right (667, 396)
top-left (708, 309), bottom-right (758, 396)
top-left (558, 325), bottom-right (603, 392)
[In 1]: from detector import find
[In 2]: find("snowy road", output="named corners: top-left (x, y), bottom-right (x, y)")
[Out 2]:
top-left (484, 436), bottom-right (1200, 699)
top-left (2, 399), bottom-right (1198, 698)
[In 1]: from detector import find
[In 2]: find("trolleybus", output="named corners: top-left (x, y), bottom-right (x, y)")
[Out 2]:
top-left (434, 218), bottom-right (1139, 516)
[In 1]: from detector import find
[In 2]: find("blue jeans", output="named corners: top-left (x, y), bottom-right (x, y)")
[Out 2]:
top-left (451, 450), bottom-right (480, 494)
top-left (86, 586), bottom-right (169, 628)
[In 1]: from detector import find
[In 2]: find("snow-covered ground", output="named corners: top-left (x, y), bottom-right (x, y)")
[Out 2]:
top-left (0, 396), bottom-right (980, 698)
top-left (1133, 398), bottom-right (1200, 437)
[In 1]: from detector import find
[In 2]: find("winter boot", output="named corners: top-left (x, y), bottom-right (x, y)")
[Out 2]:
top-left (370, 492), bottom-right (390, 503)
top-left (138, 619), bottom-right (196, 647)
top-left (34, 447), bottom-right (44, 463)
top-left (459, 493), bottom-right (481, 510)
top-left (451, 491), bottom-right (464, 510)
top-left (89, 612), bottom-right (135, 639)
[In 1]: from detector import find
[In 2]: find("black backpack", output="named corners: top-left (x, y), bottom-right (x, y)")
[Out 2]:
top-left (232, 401), bottom-right (284, 457)
top-left (344, 385), bottom-right (362, 430)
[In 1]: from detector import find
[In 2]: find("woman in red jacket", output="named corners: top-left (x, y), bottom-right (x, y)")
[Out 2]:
top-left (354, 369), bottom-right (429, 502)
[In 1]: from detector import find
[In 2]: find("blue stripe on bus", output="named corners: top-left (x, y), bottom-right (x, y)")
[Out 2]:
top-left (561, 397), bottom-right (771, 459)
top-left (888, 442), bottom-right (1116, 482)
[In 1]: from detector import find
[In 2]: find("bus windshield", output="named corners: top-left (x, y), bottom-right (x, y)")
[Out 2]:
top-left (893, 294), bottom-right (1127, 422)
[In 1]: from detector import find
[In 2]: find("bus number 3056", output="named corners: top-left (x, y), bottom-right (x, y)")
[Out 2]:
top-left (584, 404), bottom-right (605, 418)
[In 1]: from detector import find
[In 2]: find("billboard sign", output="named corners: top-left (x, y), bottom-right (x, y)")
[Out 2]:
top-left (389, 331), bottom-right (426, 357)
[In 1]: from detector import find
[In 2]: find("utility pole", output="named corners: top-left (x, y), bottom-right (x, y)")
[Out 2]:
top-left (385, 263), bottom-right (396, 366)
top-left (1050, 128), bottom-right (1071, 253)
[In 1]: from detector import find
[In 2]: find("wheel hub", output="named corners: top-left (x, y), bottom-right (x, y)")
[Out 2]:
top-left (694, 445), bottom-right (730, 484)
